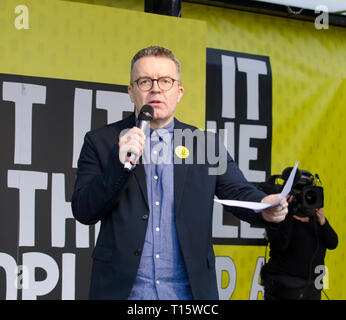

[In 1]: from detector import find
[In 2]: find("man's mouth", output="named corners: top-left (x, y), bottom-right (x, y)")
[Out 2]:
top-left (148, 100), bottom-right (163, 105)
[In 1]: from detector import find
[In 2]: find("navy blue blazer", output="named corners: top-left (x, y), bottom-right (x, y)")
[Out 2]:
top-left (72, 113), bottom-right (267, 300)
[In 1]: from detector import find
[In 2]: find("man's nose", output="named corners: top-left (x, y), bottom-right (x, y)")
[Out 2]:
top-left (151, 79), bottom-right (162, 92)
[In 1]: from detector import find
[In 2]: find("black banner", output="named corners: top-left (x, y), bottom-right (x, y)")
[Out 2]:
top-left (206, 49), bottom-right (272, 246)
top-left (0, 73), bottom-right (131, 299)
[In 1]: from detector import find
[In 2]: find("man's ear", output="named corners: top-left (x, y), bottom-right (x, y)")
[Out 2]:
top-left (177, 85), bottom-right (184, 103)
top-left (128, 85), bottom-right (134, 103)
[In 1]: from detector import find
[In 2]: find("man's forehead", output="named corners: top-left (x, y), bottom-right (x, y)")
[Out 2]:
top-left (132, 56), bottom-right (177, 74)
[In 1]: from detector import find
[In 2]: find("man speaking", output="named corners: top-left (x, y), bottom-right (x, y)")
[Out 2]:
top-left (72, 46), bottom-right (288, 300)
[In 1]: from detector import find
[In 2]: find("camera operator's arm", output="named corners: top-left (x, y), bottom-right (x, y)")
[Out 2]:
top-left (265, 212), bottom-right (295, 252)
top-left (316, 208), bottom-right (338, 250)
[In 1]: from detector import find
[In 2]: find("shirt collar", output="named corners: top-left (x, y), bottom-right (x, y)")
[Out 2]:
top-left (151, 120), bottom-right (174, 144)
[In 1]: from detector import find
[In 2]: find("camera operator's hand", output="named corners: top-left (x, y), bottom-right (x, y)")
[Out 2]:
top-left (261, 194), bottom-right (289, 223)
top-left (315, 208), bottom-right (326, 226)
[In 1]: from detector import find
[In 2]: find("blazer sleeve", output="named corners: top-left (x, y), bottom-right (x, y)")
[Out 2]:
top-left (71, 131), bottom-right (133, 225)
top-left (215, 150), bottom-right (268, 226)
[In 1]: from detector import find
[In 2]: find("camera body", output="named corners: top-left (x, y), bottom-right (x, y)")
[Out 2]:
top-left (258, 168), bottom-right (324, 217)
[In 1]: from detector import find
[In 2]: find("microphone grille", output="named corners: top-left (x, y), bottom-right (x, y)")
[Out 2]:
top-left (138, 104), bottom-right (154, 120)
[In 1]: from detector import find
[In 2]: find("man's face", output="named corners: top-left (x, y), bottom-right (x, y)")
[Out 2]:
top-left (128, 56), bottom-right (184, 129)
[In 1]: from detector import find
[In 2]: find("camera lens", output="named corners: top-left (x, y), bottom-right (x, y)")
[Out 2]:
top-left (302, 186), bottom-right (324, 209)
top-left (304, 189), bottom-right (317, 206)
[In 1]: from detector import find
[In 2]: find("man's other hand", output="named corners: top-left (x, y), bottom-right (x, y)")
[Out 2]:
top-left (261, 194), bottom-right (288, 223)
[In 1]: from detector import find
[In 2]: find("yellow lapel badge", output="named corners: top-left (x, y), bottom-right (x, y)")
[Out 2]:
top-left (175, 145), bottom-right (190, 159)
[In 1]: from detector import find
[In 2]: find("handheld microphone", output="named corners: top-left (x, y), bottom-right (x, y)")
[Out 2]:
top-left (124, 104), bottom-right (154, 171)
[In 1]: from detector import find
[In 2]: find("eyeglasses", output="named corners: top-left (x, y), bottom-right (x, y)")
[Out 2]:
top-left (133, 77), bottom-right (179, 92)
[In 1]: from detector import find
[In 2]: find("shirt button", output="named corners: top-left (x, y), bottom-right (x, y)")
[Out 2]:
top-left (156, 280), bottom-right (160, 285)
top-left (154, 175), bottom-right (158, 180)
top-left (153, 150), bottom-right (158, 155)
top-left (155, 254), bottom-right (160, 259)
top-left (155, 227), bottom-right (160, 232)
top-left (155, 201), bottom-right (159, 206)
top-left (142, 214), bottom-right (149, 220)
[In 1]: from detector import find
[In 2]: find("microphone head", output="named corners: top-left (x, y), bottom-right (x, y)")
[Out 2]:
top-left (138, 104), bottom-right (154, 121)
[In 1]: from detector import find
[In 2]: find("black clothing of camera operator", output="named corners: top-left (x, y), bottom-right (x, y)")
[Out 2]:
top-left (260, 168), bottom-right (338, 300)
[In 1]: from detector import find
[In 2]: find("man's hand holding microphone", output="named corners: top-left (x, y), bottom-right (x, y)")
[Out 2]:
top-left (119, 105), bottom-right (153, 171)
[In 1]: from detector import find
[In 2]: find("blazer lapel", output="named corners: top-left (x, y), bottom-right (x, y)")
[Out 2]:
top-left (173, 118), bottom-right (190, 218)
top-left (133, 163), bottom-right (148, 208)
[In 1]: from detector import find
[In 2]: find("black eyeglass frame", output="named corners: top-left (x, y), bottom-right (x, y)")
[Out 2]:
top-left (132, 77), bottom-right (180, 92)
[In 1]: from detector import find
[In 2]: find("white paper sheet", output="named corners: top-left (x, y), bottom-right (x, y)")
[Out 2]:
top-left (214, 161), bottom-right (299, 211)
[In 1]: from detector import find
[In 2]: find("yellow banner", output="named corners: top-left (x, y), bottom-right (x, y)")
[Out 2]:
top-left (184, 2), bottom-right (346, 300)
top-left (0, 0), bottom-right (206, 128)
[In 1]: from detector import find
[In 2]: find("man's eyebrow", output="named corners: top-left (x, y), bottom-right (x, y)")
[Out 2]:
top-left (137, 75), bottom-right (172, 79)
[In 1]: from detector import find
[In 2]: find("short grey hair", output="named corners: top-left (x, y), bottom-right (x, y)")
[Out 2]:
top-left (130, 46), bottom-right (181, 83)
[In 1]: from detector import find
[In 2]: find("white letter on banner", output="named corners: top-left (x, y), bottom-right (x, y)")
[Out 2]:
top-left (2, 82), bottom-right (46, 165)
top-left (237, 58), bottom-right (267, 121)
top-left (16, 265), bottom-right (29, 290)
top-left (240, 220), bottom-right (265, 239)
top-left (315, 5), bottom-right (329, 30)
top-left (96, 90), bottom-right (134, 124)
top-left (7, 170), bottom-right (48, 247)
top-left (314, 265), bottom-right (329, 290)
top-left (207, 120), bottom-right (235, 162)
top-left (239, 124), bottom-right (267, 182)
top-left (14, 5), bottom-right (29, 30)
top-left (249, 257), bottom-right (265, 300)
top-left (72, 88), bottom-right (92, 168)
top-left (61, 253), bottom-right (76, 300)
top-left (223, 122), bottom-right (235, 160)
top-left (22, 252), bottom-right (59, 300)
top-left (215, 256), bottom-right (236, 300)
top-left (212, 197), bottom-right (238, 238)
top-left (221, 55), bottom-right (235, 119)
top-left (51, 173), bottom-right (89, 248)
top-left (95, 222), bottom-right (101, 246)
top-left (0, 253), bottom-right (18, 300)
top-left (206, 120), bottom-right (217, 134)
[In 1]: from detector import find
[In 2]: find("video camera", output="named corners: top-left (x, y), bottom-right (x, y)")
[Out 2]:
top-left (258, 167), bottom-right (324, 217)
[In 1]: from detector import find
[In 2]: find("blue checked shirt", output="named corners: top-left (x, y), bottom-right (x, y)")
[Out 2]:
top-left (128, 120), bottom-right (193, 299)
